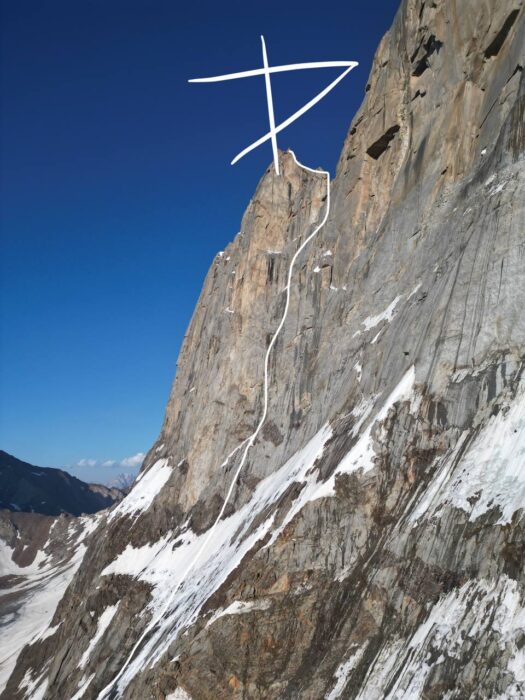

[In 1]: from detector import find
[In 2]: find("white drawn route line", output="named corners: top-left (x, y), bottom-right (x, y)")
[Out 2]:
top-left (261, 36), bottom-right (279, 175)
top-left (98, 35), bottom-right (357, 697)
top-left (188, 60), bottom-right (358, 82)
top-left (97, 149), bottom-right (331, 698)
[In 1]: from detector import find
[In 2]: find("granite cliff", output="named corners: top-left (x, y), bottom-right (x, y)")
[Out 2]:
top-left (2, 0), bottom-right (525, 697)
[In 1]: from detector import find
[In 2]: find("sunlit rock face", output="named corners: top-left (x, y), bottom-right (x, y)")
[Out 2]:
top-left (2, 0), bottom-right (524, 698)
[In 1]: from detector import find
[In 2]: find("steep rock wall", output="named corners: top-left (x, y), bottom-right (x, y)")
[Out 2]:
top-left (3, 0), bottom-right (525, 698)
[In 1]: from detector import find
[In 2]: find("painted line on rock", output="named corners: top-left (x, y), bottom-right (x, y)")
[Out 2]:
top-left (97, 150), bottom-right (330, 699)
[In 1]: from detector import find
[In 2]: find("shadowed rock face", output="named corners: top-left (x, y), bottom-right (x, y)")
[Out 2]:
top-left (3, 0), bottom-right (525, 698)
top-left (0, 451), bottom-right (123, 516)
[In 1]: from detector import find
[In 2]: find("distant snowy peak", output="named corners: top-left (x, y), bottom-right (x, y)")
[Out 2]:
top-left (107, 472), bottom-right (136, 493)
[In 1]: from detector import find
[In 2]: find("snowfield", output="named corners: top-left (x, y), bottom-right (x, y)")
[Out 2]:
top-left (108, 458), bottom-right (172, 522)
top-left (0, 515), bottom-right (99, 693)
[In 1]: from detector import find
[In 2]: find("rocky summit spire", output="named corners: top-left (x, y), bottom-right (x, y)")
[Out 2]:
top-left (2, 1), bottom-right (524, 698)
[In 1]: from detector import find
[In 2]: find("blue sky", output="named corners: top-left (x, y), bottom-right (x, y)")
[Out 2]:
top-left (0, 0), bottom-right (398, 484)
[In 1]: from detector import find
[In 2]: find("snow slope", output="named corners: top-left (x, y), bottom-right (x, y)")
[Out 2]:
top-left (0, 515), bottom-right (99, 691)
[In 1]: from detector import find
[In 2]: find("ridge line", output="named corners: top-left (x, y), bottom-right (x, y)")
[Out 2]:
top-left (98, 150), bottom-right (330, 699)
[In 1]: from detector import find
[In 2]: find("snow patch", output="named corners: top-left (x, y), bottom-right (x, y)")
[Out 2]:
top-left (407, 282), bottom-right (422, 300)
top-left (108, 459), bottom-right (171, 522)
top-left (36, 622), bottom-right (61, 642)
top-left (377, 576), bottom-right (525, 699)
top-left (206, 598), bottom-right (271, 627)
top-left (266, 370), bottom-right (414, 546)
top-left (102, 424), bottom-right (333, 692)
top-left (79, 603), bottom-right (120, 669)
top-left (315, 368), bottom-right (415, 499)
top-left (361, 296), bottom-right (402, 331)
top-left (166, 689), bottom-right (193, 700)
top-left (71, 673), bottom-right (96, 700)
top-left (412, 377), bottom-right (525, 524)
top-left (101, 535), bottom-right (172, 580)
top-left (0, 542), bottom-right (49, 577)
top-left (19, 669), bottom-right (48, 700)
top-left (0, 516), bottom-right (98, 693)
top-left (326, 645), bottom-right (367, 699)
top-left (486, 175), bottom-right (509, 197)
top-left (371, 328), bottom-right (383, 344)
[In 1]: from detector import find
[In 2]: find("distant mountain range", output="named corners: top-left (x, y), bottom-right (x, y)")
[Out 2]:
top-left (0, 450), bottom-right (123, 516)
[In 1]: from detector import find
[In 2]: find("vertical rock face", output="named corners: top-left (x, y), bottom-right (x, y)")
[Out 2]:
top-left (3, 0), bottom-right (524, 698)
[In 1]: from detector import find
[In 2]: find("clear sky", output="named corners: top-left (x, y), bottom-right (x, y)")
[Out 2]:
top-left (1, 0), bottom-right (399, 484)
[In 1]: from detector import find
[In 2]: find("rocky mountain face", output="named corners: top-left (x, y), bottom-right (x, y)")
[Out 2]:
top-left (3, 0), bottom-right (524, 697)
top-left (0, 509), bottom-right (100, 692)
top-left (0, 453), bottom-right (121, 688)
top-left (0, 451), bottom-right (123, 516)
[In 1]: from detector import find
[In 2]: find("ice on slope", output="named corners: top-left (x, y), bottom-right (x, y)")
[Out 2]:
top-left (70, 672), bottom-right (96, 700)
top-left (73, 603), bottom-right (120, 700)
top-left (265, 368), bottom-right (414, 546)
top-left (326, 368), bottom-right (414, 482)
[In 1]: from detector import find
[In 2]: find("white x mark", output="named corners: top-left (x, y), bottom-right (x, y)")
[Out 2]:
top-left (189, 36), bottom-right (358, 175)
